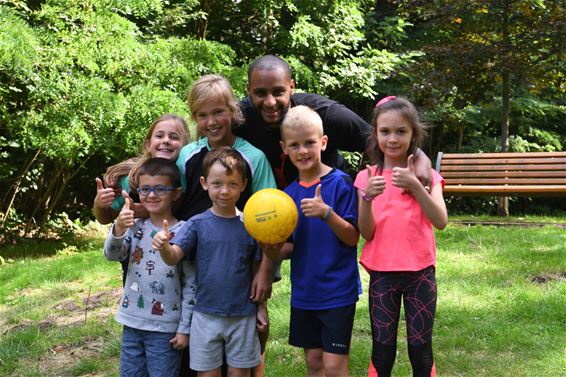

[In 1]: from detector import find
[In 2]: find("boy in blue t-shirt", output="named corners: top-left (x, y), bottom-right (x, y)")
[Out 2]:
top-left (152, 147), bottom-right (277, 377)
top-left (279, 105), bottom-right (361, 377)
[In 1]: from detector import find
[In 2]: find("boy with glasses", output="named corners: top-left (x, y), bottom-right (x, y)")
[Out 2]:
top-left (104, 157), bottom-right (195, 377)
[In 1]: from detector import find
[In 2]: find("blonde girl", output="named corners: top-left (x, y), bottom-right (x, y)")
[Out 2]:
top-left (175, 74), bottom-right (275, 377)
top-left (93, 114), bottom-right (190, 224)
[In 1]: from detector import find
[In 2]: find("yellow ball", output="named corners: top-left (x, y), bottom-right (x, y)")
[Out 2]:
top-left (243, 188), bottom-right (298, 245)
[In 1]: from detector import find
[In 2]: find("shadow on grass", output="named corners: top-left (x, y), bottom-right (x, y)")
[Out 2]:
top-left (0, 235), bottom-right (104, 260)
top-left (0, 222), bottom-right (109, 260)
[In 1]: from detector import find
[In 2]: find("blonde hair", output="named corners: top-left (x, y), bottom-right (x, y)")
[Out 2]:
top-left (187, 74), bottom-right (244, 128)
top-left (280, 105), bottom-right (323, 139)
top-left (104, 114), bottom-right (190, 190)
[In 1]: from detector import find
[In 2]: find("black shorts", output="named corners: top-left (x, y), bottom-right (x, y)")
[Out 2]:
top-left (289, 304), bottom-right (356, 355)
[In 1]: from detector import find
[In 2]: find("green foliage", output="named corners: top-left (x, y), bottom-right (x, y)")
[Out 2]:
top-left (284, 1), bottom-right (416, 98)
top-left (0, 5), bottom-right (38, 73)
top-left (0, 0), bottom-right (240, 231)
top-left (394, 0), bottom-right (566, 154)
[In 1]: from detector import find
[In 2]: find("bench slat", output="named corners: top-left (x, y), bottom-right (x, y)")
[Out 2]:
top-left (444, 185), bottom-right (566, 195)
top-left (440, 165), bottom-right (566, 176)
top-left (441, 171), bottom-right (565, 178)
top-left (440, 152), bottom-right (566, 158)
top-left (441, 157), bottom-right (566, 165)
top-left (439, 164), bottom-right (566, 172)
top-left (443, 178), bottom-right (566, 185)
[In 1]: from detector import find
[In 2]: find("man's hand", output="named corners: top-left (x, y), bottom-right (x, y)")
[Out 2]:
top-left (413, 149), bottom-right (432, 189)
top-left (259, 242), bottom-right (284, 261)
top-left (250, 262), bottom-right (272, 303)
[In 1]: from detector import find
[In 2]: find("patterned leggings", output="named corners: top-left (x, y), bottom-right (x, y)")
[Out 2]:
top-left (369, 267), bottom-right (436, 377)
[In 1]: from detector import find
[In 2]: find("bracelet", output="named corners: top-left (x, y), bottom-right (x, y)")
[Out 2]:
top-left (362, 191), bottom-right (375, 202)
top-left (323, 206), bottom-right (332, 222)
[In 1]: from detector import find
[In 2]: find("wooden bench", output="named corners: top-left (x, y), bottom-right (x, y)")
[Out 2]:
top-left (435, 151), bottom-right (566, 196)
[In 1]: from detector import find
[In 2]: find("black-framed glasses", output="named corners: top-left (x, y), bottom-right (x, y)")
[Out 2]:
top-left (137, 185), bottom-right (177, 197)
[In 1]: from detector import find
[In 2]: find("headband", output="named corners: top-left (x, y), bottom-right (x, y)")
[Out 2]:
top-left (375, 95), bottom-right (397, 108)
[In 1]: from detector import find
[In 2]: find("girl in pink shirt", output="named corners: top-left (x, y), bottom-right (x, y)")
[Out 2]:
top-left (354, 96), bottom-right (447, 377)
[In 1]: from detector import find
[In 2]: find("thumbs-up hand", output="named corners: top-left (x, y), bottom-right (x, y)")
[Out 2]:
top-left (300, 184), bottom-right (329, 219)
top-left (392, 154), bottom-right (419, 192)
top-left (364, 165), bottom-right (386, 199)
top-left (93, 177), bottom-right (117, 210)
top-left (116, 196), bottom-right (135, 228)
top-left (112, 196), bottom-right (134, 236)
top-left (152, 219), bottom-right (171, 252)
top-left (122, 190), bottom-right (149, 219)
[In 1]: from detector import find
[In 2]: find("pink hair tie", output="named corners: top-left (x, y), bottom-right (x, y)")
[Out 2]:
top-left (375, 96), bottom-right (396, 108)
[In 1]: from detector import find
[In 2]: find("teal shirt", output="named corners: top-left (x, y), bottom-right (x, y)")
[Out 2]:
top-left (176, 136), bottom-right (276, 193)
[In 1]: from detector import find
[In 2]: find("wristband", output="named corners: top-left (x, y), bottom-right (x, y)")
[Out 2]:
top-left (362, 191), bottom-right (375, 202)
top-left (323, 206), bottom-right (332, 222)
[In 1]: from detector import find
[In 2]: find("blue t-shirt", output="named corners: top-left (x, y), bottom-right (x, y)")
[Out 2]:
top-left (170, 210), bottom-right (261, 317)
top-left (284, 168), bottom-right (361, 310)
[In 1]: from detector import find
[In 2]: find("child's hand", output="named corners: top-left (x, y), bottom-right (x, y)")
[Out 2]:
top-left (256, 302), bottom-right (269, 333)
top-left (259, 242), bottom-right (284, 261)
top-left (392, 155), bottom-right (420, 192)
top-left (300, 184), bottom-right (329, 220)
top-left (114, 197), bottom-right (134, 236)
top-left (169, 333), bottom-right (189, 350)
top-left (364, 165), bottom-right (386, 199)
top-left (94, 177), bottom-right (117, 210)
top-left (120, 190), bottom-right (149, 219)
top-left (250, 263), bottom-right (273, 303)
top-left (151, 219), bottom-right (171, 252)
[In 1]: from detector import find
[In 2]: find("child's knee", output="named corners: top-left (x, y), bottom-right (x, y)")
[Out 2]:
top-left (304, 348), bottom-right (324, 370)
top-left (323, 352), bottom-right (349, 377)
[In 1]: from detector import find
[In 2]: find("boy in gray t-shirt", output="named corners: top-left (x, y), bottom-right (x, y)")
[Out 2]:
top-left (104, 157), bottom-right (195, 377)
top-left (153, 147), bottom-right (277, 376)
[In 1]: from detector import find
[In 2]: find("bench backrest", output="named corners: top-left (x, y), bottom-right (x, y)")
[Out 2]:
top-left (436, 151), bottom-right (566, 196)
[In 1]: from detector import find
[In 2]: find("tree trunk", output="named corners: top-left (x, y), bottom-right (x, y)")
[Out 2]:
top-left (498, 0), bottom-right (511, 217)
top-left (196, 0), bottom-right (212, 39)
top-left (1, 149), bottom-right (41, 226)
top-left (25, 165), bottom-right (62, 235)
top-left (40, 156), bottom-right (92, 227)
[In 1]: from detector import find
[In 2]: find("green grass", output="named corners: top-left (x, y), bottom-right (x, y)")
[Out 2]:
top-left (1, 219), bottom-right (565, 376)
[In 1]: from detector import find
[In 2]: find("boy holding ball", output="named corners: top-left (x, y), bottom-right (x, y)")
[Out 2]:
top-left (153, 147), bottom-right (277, 377)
